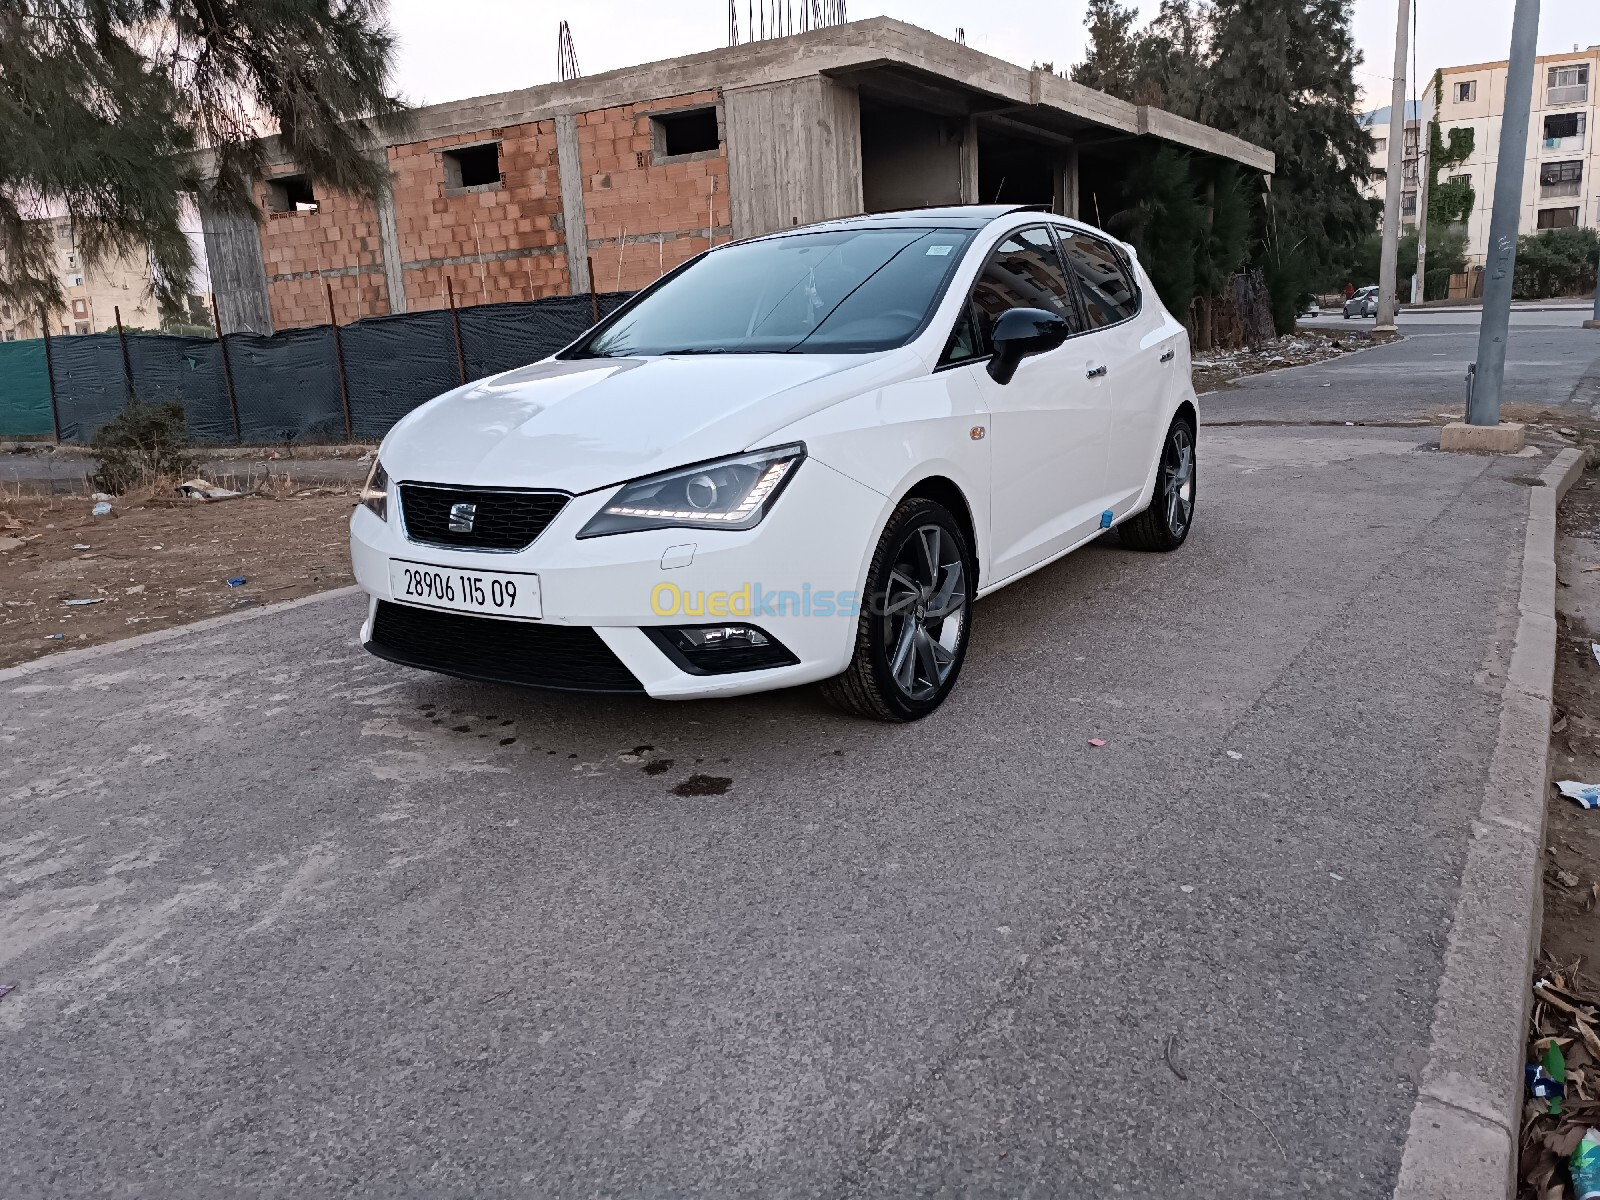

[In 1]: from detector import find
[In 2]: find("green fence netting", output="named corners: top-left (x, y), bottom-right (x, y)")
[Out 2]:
top-left (0, 339), bottom-right (54, 437)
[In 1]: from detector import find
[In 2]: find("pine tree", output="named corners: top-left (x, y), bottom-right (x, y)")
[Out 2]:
top-left (1134, 0), bottom-right (1211, 117)
top-left (1071, 0), bottom-right (1144, 99)
top-left (1203, 0), bottom-right (1374, 331)
top-left (1110, 146), bottom-right (1203, 321)
top-left (0, 0), bottom-right (408, 322)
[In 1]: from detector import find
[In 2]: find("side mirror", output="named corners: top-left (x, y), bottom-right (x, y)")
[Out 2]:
top-left (987, 307), bottom-right (1070, 385)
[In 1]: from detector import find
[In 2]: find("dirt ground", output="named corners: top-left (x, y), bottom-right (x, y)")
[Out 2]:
top-left (0, 477), bottom-right (356, 670)
top-left (1519, 467), bottom-right (1600, 1198)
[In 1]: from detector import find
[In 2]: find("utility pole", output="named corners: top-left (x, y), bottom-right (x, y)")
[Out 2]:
top-left (1413, 80), bottom-right (1433, 305)
top-left (1466, 0), bottom-right (1541, 425)
top-left (1376, 0), bottom-right (1411, 331)
top-left (1587, 224), bottom-right (1600, 328)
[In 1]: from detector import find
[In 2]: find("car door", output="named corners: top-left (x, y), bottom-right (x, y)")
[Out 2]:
top-left (952, 225), bottom-right (1112, 583)
top-left (1055, 228), bottom-right (1177, 511)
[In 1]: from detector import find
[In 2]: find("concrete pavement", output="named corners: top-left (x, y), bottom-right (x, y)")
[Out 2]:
top-left (1, 403), bottom-right (1548, 1194)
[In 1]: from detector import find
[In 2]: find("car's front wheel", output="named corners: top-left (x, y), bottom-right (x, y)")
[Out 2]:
top-left (1119, 415), bottom-right (1196, 552)
top-left (822, 496), bottom-right (975, 722)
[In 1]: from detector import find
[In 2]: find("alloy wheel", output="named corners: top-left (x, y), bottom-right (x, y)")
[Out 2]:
top-left (1164, 425), bottom-right (1195, 539)
top-left (880, 524), bottom-right (967, 702)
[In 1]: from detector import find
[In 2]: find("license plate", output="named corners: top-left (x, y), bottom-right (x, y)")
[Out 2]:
top-left (388, 559), bottom-right (542, 619)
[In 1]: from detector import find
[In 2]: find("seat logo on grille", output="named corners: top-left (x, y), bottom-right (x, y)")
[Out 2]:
top-left (448, 502), bottom-right (477, 533)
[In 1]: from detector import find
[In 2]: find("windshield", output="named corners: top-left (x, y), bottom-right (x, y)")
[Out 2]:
top-left (571, 226), bottom-right (974, 357)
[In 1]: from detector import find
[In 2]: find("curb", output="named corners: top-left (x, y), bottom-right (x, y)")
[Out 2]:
top-left (1392, 445), bottom-right (1585, 1199)
top-left (0, 585), bottom-right (361, 685)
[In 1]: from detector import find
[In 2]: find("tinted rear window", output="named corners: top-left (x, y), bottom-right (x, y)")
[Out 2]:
top-left (1057, 229), bottom-right (1140, 326)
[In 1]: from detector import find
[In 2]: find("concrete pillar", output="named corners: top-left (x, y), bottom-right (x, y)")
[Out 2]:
top-left (1058, 146), bottom-right (1080, 219)
top-left (725, 76), bottom-right (862, 239)
top-left (959, 117), bottom-right (980, 204)
top-left (199, 202), bottom-right (273, 335)
top-left (372, 151), bottom-right (408, 314)
top-left (555, 113), bottom-right (592, 294)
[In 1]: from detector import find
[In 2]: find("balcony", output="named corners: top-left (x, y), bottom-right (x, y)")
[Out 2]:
top-left (1548, 84), bottom-right (1589, 105)
top-left (1540, 180), bottom-right (1583, 199)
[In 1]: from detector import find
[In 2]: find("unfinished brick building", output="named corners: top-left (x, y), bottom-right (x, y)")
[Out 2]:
top-left (202, 18), bottom-right (1273, 335)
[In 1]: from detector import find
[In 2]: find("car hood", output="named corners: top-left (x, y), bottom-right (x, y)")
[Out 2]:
top-left (379, 353), bottom-right (903, 494)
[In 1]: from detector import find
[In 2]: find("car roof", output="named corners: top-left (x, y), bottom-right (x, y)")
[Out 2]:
top-left (761, 204), bottom-right (1052, 236)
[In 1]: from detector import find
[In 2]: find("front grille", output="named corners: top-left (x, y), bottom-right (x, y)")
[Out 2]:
top-left (399, 484), bottom-right (569, 551)
top-left (367, 601), bottom-right (644, 693)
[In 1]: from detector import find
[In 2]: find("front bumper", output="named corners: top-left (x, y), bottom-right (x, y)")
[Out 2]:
top-left (349, 459), bottom-right (885, 699)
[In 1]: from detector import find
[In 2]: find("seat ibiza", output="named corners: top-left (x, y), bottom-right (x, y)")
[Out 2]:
top-left (351, 204), bottom-right (1197, 720)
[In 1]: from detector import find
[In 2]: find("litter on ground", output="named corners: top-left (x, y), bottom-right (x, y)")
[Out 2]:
top-left (177, 478), bottom-right (243, 501)
top-left (1559, 781), bottom-right (1600, 810)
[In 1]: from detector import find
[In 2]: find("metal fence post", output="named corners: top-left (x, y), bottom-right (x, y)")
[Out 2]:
top-left (587, 256), bottom-right (599, 325)
top-left (446, 276), bottom-right (467, 385)
top-left (326, 282), bottom-right (354, 443)
top-left (40, 313), bottom-right (62, 443)
top-left (114, 305), bottom-right (134, 407)
top-left (210, 292), bottom-right (243, 444)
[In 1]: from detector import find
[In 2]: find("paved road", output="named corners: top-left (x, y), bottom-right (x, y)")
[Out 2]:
top-left (1209, 319), bottom-right (1600, 426)
top-left (1, 398), bottom-right (1548, 1191)
top-left (0, 454), bottom-right (369, 491)
top-left (1304, 304), bottom-right (1594, 330)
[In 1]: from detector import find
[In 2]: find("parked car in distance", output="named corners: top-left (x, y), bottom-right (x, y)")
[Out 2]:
top-left (1299, 298), bottom-right (1321, 318)
top-left (1343, 285), bottom-right (1380, 318)
top-left (351, 204), bottom-right (1200, 721)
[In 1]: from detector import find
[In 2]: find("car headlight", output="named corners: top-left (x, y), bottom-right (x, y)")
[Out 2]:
top-left (359, 459), bottom-right (389, 521)
top-left (577, 444), bottom-right (804, 538)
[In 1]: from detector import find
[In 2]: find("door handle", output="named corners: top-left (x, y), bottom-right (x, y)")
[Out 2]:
top-left (1086, 364), bottom-right (1108, 379)
top-left (1160, 347), bottom-right (1176, 363)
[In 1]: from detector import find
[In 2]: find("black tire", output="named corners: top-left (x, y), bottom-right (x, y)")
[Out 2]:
top-left (821, 497), bottom-right (975, 722)
top-left (1119, 415), bottom-right (1196, 552)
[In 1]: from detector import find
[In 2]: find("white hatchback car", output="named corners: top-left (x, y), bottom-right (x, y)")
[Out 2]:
top-left (351, 205), bottom-right (1198, 720)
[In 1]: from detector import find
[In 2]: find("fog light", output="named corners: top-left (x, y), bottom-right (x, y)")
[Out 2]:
top-left (644, 624), bottom-right (798, 675)
top-left (676, 625), bottom-right (768, 650)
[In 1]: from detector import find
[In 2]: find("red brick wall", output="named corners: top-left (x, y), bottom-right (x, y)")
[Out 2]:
top-left (258, 178), bottom-right (388, 328)
top-left (252, 89), bottom-right (736, 330)
top-left (578, 90), bottom-right (730, 293)
top-left (387, 121), bottom-right (568, 310)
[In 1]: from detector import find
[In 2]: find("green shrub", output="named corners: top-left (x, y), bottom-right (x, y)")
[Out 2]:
top-left (1514, 227), bottom-right (1600, 300)
top-left (90, 400), bottom-right (194, 494)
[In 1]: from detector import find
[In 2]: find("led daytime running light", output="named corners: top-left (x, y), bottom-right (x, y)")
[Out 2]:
top-left (603, 459), bottom-right (793, 522)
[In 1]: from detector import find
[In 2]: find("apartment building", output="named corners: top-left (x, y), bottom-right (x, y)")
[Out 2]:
top-left (1358, 100), bottom-right (1426, 230)
top-left (1433, 46), bottom-right (1599, 265)
top-left (203, 18), bottom-right (1273, 335)
top-left (0, 216), bottom-right (162, 342)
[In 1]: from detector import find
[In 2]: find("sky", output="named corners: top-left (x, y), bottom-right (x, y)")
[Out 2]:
top-left (386, 0), bottom-right (1600, 113)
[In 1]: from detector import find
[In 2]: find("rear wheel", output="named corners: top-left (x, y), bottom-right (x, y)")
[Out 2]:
top-left (1118, 416), bottom-right (1196, 552)
top-left (821, 497), bottom-right (974, 722)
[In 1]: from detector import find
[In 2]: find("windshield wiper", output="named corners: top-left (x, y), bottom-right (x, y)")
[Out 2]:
top-left (658, 347), bottom-right (730, 355)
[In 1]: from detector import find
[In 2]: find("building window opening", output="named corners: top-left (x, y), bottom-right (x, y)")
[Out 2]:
top-left (1453, 80), bottom-right (1476, 103)
top-left (653, 108), bottom-right (720, 158)
top-left (1548, 64), bottom-right (1590, 106)
top-left (1544, 111), bottom-right (1586, 145)
top-left (443, 142), bottom-right (502, 190)
top-left (1540, 159), bottom-right (1583, 199)
top-left (1537, 207), bottom-right (1579, 230)
top-left (265, 174), bottom-right (318, 213)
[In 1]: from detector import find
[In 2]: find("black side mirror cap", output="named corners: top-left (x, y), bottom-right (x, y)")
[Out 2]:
top-left (987, 307), bottom-right (1071, 385)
